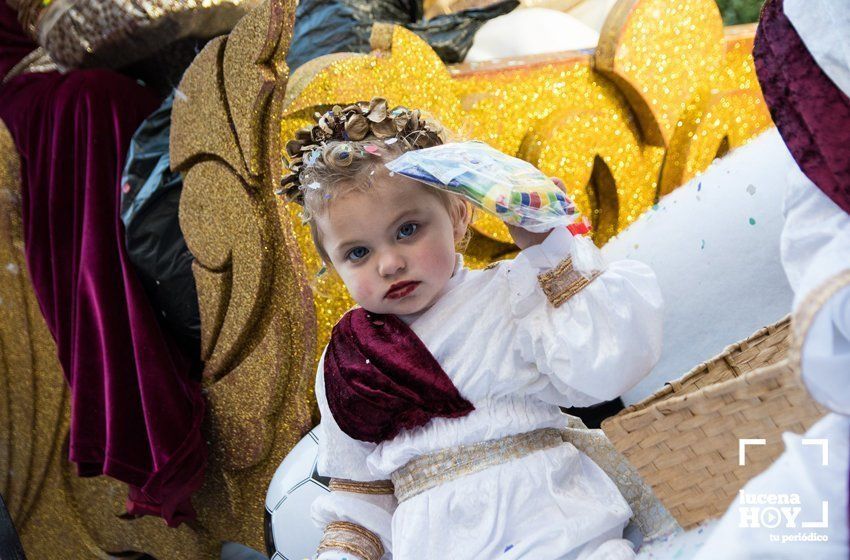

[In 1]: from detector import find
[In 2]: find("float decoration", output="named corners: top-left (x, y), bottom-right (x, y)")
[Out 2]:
top-left (0, 0), bottom-right (777, 556)
top-left (279, 0), bottom-right (772, 365)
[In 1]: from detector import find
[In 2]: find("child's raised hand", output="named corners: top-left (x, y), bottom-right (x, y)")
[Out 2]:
top-left (506, 177), bottom-right (567, 250)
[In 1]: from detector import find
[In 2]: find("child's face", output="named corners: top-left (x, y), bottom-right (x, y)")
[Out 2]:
top-left (315, 167), bottom-right (465, 315)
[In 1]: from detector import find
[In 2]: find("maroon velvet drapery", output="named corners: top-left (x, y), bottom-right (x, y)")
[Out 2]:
top-left (753, 0), bottom-right (850, 215)
top-left (0, 4), bottom-right (205, 525)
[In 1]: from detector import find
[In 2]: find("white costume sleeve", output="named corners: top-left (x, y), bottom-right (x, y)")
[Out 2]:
top-left (311, 349), bottom-right (397, 560)
top-left (503, 227), bottom-right (664, 407)
top-left (780, 163), bottom-right (850, 415)
top-left (800, 286), bottom-right (850, 415)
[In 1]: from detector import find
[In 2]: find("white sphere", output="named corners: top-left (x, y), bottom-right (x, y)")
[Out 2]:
top-left (465, 8), bottom-right (599, 62)
top-left (264, 428), bottom-right (330, 560)
top-left (602, 129), bottom-right (796, 405)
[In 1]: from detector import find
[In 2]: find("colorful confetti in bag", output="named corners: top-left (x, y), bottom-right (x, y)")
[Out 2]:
top-left (385, 141), bottom-right (582, 233)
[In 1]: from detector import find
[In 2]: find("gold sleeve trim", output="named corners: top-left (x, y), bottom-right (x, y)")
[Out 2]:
top-left (317, 520), bottom-right (384, 560)
top-left (788, 270), bottom-right (850, 380)
top-left (329, 478), bottom-right (394, 495)
top-left (536, 256), bottom-right (602, 307)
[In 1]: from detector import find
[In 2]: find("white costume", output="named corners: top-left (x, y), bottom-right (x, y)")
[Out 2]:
top-left (692, 157), bottom-right (850, 560)
top-left (311, 226), bottom-right (664, 560)
top-left (692, 2), bottom-right (850, 556)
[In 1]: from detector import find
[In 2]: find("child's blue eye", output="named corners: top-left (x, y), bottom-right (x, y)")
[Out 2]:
top-left (346, 247), bottom-right (369, 261)
top-left (398, 222), bottom-right (418, 239)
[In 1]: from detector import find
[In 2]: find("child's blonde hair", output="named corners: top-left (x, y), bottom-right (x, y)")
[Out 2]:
top-left (298, 139), bottom-right (474, 267)
top-left (279, 99), bottom-right (475, 267)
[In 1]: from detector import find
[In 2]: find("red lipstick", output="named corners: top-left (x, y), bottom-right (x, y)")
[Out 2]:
top-left (385, 281), bottom-right (420, 299)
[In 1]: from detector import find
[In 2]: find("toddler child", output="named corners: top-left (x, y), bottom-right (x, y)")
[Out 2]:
top-left (279, 99), bottom-right (665, 560)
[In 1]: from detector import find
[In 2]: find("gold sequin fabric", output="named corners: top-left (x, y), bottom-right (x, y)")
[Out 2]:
top-left (329, 478), bottom-right (395, 495)
top-left (391, 421), bottom-right (679, 540)
top-left (391, 427), bottom-right (567, 502)
top-left (537, 255), bottom-right (602, 308)
top-left (2, 48), bottom-right (58, 84)
top-left (317, 520), bottom-right (385, 560)
top-left (36, 0), bottom-right (261, 70)
top-left (6, 0), bottom-right (43, 38)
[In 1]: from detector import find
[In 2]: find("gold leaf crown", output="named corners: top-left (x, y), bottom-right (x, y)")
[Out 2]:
top-left (278, 97), bottom-right (444, 206)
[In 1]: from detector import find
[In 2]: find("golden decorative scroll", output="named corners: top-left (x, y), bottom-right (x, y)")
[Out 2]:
top-left (169, 0), bottom-right (317, 549)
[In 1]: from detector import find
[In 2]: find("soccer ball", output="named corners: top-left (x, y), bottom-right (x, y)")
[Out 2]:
top-left (265, 428), bottom-right (330, 560)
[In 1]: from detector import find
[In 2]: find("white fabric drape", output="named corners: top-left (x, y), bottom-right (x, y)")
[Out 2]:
top-left (312, 227), bottom-right (663, 559)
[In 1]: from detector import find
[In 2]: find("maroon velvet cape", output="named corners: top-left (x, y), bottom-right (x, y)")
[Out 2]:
top-left (755, 0), bottom-right (850, 542)
top-left (753, 0), bottom-right (850, 215)
top-left (324, 307), bottom-right (474, 444)
top-left (0, 4), bottom-right (205, 526)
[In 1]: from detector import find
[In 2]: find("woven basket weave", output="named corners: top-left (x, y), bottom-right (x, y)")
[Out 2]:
top-left (601, 316), bottom-right (828, 529)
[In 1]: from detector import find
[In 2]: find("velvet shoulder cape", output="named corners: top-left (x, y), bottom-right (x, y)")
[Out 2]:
top-left (323, 307), bottom-right (475, 444)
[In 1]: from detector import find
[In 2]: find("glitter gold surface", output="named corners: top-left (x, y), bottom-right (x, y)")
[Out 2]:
top-left (595, 0), bottom-right (725, 147)
top-left (280, 1), bottom-right (770, 353)
top-left (172, 0), bottom-right (318, 550)
top-left (1, 112), bottom-right (94, 558)
top-left (657, 26), bottom-right (771, 195)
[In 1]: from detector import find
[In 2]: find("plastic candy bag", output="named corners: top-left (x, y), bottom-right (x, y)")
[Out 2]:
top-left (385, 140), bottom-right (582, 233)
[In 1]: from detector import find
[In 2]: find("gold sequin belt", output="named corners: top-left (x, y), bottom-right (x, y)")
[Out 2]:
top-left (390, 427), bottom-right (567, 503)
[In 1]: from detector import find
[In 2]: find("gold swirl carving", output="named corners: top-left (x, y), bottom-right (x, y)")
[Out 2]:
top-left (167, 0), bottom-right (318, 550)
top-left (173, 0), bottom-right (314, 472)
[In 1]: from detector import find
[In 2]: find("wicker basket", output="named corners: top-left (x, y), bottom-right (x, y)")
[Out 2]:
top-left (601, 316), bottom-right (828, 529)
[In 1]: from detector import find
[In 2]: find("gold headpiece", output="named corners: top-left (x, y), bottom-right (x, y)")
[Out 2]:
top-left (278, 97), bottom-right (444, 206)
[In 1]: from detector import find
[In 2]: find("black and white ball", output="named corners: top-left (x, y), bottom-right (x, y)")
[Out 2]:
top-left (265, 428), bottom-right (330, 560)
